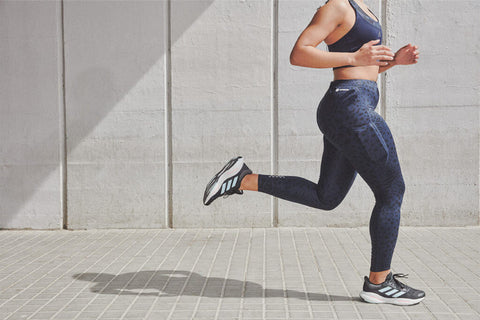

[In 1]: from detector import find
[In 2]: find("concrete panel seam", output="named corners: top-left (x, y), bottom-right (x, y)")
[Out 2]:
top-left (58, 0), bottom-right (68, 229)
top-left (380, 0), bottom-right (387, 120)
top-left (271, 0), bottom-right (279, 227)
top-left (165, 0), bottom-right (173, 228)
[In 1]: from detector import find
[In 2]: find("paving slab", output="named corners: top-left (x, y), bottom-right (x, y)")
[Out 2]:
top-left (0, 227), bottom-right (479, 319)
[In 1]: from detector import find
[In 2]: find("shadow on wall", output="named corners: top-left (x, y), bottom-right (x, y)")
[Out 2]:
top-left (1, 1), bottom-right (214, 228)
top-left (73, 270), bottom-right (357, 301)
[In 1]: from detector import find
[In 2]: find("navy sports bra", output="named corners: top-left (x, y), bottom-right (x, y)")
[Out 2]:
top-left (326, 0), bottom-right (383, 70)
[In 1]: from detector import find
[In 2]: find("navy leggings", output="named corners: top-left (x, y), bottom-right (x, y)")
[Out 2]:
top-left (258, 79), bottom-right (405, 272)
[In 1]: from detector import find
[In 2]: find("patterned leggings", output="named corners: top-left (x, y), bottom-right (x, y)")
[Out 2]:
top-left (258, 79), bottom-right (405, 272)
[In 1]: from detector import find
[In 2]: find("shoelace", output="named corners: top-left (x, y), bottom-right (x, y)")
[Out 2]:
top-left (392, 273), bottom-right (409, 290)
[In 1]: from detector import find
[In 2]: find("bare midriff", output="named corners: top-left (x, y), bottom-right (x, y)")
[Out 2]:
top-left (333, 65), bottom-right (379, 82)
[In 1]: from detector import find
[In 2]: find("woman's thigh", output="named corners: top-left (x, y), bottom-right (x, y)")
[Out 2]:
top-left (317, 136), bottom-right (357, 204)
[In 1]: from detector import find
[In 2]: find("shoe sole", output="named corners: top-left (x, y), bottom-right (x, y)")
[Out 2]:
top-left (203, 157), bottom-right (244, 205)
top-left (360, 291), bottom-right (425, 306)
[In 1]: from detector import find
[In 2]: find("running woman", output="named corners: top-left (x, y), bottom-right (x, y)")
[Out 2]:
top-left (203, 0), bottom-right (424, 305)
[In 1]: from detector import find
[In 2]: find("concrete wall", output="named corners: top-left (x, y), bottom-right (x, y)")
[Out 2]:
top-left (1, 0), bottom-right (479, 229)
top-left (385, 0), bottom-right (480, 226)
top-left (64, 1), bottom-right (167, 229)
top-left (0, 1), bottom-right (63, 229)
top-left (171, 0), bottom-right (272, 227)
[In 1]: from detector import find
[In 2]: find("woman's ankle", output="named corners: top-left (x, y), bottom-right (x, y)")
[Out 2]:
top-left (369, 269), bottom-right (391, 284)
top-left (239, 174), bottom-right (258, 191)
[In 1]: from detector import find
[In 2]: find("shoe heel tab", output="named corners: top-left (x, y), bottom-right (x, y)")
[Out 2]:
top-left (363, 276), bottom-right (371, 291)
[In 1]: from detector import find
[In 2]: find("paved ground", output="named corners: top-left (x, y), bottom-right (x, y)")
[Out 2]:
top-left (0, 227), bottom-right (479, 320)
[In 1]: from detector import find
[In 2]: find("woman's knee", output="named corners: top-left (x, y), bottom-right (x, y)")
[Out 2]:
top-left (315, 189), bottom-right (343, 210)
top-left (375, 175), bottom-right (405, 204)
top-left (320, 201), bottom-right (339, 211)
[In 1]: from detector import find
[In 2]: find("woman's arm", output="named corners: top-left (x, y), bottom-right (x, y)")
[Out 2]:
top-left (290, 0), bottom-right (394, 69)
top-left (378, 60), bottom-right (397, 73)
top-left (379, 44), bottom-right (419, 73)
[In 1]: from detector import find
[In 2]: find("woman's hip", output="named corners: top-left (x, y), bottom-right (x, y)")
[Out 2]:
top-left (317, 79), bottom-right (380, 133)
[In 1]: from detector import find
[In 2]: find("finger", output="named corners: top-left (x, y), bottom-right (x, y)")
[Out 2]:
top-left (375, 45), bottom-right (393, 51)
top-left (373, 48), bottom-right (394, 57)
top-left (366, 39), bottom-right (381, 47)
top-left (376, 55), bottom-right (394, 61)
top-left (378, 60), bottom-right (390, 66)
top-left (376, 50), bottom-right (394, 57)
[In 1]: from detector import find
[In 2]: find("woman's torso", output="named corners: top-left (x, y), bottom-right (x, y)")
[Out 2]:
top-left (324, 0), bottom-right (382, 81)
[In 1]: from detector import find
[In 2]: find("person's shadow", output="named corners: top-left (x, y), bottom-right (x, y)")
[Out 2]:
top-left (73, 270), bottom-right (358, 301)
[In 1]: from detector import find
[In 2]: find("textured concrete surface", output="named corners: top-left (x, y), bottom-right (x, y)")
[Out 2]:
top-left (171, 0), bottom-right (272, 227)
top-left (63, 1), bottom-right (167, 228)
top-left (385, 0), bottom-right (480, 226)
top-left (1, 0), bottom-right (479, 229)
top-left (0, 1), bottom-right (62, 229)
top-left (0, 227), bottom-right (479, 319)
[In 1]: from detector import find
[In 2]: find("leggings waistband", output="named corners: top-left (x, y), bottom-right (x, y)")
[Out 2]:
top-left (329, 79), bottom-right (378, 90)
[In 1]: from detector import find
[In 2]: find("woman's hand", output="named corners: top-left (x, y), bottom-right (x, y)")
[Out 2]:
top-left (393, 44), bottom-right (419, 65)
top-left (352, 39), bottom-right (394, 66)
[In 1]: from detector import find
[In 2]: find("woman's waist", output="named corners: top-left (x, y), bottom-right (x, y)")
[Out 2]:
top-left (322, 77), bottom-right (379, 108)
top-left (328, 78), bottom-right (378, 93)
top-left (333, 65), bottom-right (379, 82)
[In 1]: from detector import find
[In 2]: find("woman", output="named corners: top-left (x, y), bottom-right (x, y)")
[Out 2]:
top-left (203, 0), bottom-right (424, 305)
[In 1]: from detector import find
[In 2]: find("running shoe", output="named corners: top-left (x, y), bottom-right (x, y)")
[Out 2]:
top-left (203, 156), bottom-right (252, 206)
top-left (360, 273), bottom-right (425, 305)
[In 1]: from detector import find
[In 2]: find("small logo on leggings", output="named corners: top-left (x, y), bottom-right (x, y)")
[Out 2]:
top-left (335, 88), bottom-right (350, 92)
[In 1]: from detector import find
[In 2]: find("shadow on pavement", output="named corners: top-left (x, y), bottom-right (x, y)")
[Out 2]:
top-left (73, 270), bottom-right (358, 302)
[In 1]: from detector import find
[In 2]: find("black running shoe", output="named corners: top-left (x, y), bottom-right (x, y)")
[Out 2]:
top-left (203, 156), bottom-right (252, 206)
top-left (360, 273), bottom-right (425, 305)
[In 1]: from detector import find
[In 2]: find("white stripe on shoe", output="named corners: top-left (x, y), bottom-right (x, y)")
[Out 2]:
top-left (385, 289), bottom-right (399, 296)
top-left (204, 158), bottom-right (244, 204)
top-left (221, 183), bottom-right (226, 195)
top-left (378, 286), bottom-right (392, 293)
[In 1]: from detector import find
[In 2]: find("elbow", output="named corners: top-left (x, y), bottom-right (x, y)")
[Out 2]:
top-left (289, 49), bottom-right (300, 66)
top-left (290, 45), bottom-right (310, 66)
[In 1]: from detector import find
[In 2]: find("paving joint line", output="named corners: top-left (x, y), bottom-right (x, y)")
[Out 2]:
top-left (25, 230), bottom-right (138, 320)
top-left (0, 232), bottom-right (60, 280)
top-left (238, 228), bottom-right (253, 320)
top-left (142, 230), bottom-right (193, 319)
top-left (213, 229), bottom-right (240, 320)
top-left (54, 231), bottom-right (151, 320)
top-left (190, 230), bottom-right (226, 318)
top-left (303, 229), bottom-right (338, 320)
top-left (317, 228), bottom-right (362, 319)
top-left (276, 228), bottom-right (290, 319)
top-left (166, 229), bottom-right (213, 320)
top-left (289, 228), bottom-right (313, 318)
top-left (5, 230), bottom-right (105, 319)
